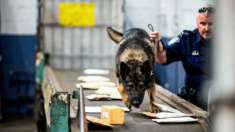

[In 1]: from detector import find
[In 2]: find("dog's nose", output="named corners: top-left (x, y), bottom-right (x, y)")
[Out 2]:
top-left (132, 99), bottom-right (140, 106)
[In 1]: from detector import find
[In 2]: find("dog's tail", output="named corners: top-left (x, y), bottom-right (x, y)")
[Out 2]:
top-left (107, 27), bottom-right (123, 44)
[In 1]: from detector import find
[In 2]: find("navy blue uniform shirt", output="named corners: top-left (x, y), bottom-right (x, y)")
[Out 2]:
top-left (163, 28), bottom-right (211, 90)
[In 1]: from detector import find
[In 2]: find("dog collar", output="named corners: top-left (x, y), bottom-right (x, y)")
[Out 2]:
top-left (150, 70), bottom-right (154, 76)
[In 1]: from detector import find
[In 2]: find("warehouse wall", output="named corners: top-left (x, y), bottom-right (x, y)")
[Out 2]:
top-left (0, 0), bottom-right (37, 116)
top-left (41, 0), bottom-right (123, 69)
top-left (124, 0), bottom-right (214, 94)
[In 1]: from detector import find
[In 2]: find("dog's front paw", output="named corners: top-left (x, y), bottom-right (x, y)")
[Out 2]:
top-left (150, 104), bottom-right (160, 113)
top-left (124, 101), bottom-right (132, 110)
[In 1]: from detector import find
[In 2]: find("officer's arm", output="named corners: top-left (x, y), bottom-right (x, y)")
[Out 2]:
top-left (149, 32), bottom-right (167, 64)
top-left (150, 31), bottom-right (183, 65)
top-left (156, 40), bottom-right (167, 64)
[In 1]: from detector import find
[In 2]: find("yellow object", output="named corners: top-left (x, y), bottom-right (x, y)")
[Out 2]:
top-left (101, 105), bottom-right (124, 124)
top-left (59, 3), bottom-right (95, 26)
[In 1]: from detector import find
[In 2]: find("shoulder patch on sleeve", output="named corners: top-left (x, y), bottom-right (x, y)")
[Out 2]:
top-left (167, 37), bottom-right (180, 46)
top-left (180, 30), bottom-right (191, 36)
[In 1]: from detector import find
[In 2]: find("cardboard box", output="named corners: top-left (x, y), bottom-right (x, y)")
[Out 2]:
top-left (101, 105), bottom-right (124, 124)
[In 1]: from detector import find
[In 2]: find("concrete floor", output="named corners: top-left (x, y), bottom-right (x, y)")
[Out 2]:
top-left (0, 118), bottom-right (36, 132)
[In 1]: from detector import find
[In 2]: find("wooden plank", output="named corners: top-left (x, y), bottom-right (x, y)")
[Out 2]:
top-left (46, 67), bottom-right (64, 92)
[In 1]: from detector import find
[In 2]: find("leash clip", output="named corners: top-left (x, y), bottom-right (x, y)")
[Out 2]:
top-left (148, 24), bottom-right (154, 32)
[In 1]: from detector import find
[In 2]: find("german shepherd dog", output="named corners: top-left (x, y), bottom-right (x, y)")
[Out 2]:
top-left (107, 27), bottom-right (159, 113)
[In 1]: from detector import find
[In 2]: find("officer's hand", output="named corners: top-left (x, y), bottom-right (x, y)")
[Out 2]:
top-left (149, 31), bottom-right (161, 44)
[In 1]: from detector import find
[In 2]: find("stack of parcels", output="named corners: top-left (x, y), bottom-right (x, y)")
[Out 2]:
top-left (140, 103), bottom-right (198, 123)
top-left (76, 75), bottom-right (122, 100)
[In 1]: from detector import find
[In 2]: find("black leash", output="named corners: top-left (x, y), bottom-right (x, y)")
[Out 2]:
top-left (148, 24), bottom-right (165, 53)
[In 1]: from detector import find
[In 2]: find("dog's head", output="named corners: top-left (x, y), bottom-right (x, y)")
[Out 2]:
top-left (119, 60), bottom-right (153, 108)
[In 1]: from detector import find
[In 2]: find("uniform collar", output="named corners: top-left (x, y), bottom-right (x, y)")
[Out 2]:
top-left (194, 28), bottom-right (212, 45)
top-left (193, 28), bottom-right (202, 44)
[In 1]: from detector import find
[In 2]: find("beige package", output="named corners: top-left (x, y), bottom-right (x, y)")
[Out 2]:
top-left (139, 112), bottom-right (158, 118)
top-left (94, 87), bottom-right (118, 95)
top-left (95, 87), bottom-right (121, 99)
top-left (78, 76), bottom-right (110, 82)
top-left (76, 82), bottom-right (116, 89)
top-left (101, 105), bottom-right (124, 124)
top-left (86, 116), bottom-right (113, 127)
top-left (86, 94), bottom-right (110, 101)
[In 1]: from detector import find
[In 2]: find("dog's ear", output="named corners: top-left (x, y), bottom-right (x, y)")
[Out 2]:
top-left (120, 62), bottom-right (130, 79)
top-left (107, 27), bottom-right (123, 43)
top-left (141, 60), bottom-right (153, 88)
top-left (141, 60), bottom-right (151, 75)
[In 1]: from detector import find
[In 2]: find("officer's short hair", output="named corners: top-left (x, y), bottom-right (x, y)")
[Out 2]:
top-left (198, 4), bottom-right (214, 17)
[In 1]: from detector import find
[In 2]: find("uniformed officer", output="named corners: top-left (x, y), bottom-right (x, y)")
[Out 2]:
top-left (149, 5), bottom-right (214, 110)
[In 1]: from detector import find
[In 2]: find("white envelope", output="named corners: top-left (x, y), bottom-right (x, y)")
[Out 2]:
top-left (155, 112), bottom-right (195, 119)
top-left (152, 117), bottom-right (198, 123)
top-left (153, 103), bottom-right (182, 113)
